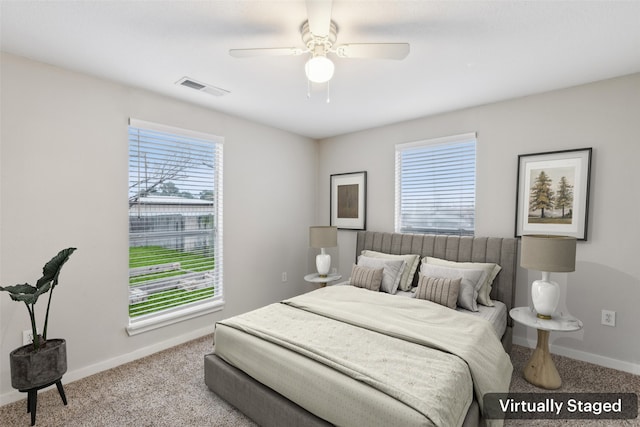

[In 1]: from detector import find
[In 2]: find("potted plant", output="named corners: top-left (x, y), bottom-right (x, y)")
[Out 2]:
top-left (0, 247), bottom-right (76, 391)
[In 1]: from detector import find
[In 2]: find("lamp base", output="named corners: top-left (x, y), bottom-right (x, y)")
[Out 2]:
top-left (531, 272), bottom-right (559, 319)
top-left (316, 251), bottom-right (331, 277)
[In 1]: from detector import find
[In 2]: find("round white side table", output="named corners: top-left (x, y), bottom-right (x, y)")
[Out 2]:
top-left (510, 306), bottom-right (583, 389)
top-left (304, 273), bottom-right (342, 287)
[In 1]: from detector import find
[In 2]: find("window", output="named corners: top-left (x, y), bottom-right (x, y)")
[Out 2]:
top-left (395, 133), bottom-right (476, 236)
top-left (127, 119), bottom-right (223, 335)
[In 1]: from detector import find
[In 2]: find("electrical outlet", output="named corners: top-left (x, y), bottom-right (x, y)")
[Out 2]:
top-left (22, 329), bottom-right (34, 346)
top-left (601, 310), bottom-right (616, 327)
top-left (282, 272), bottom-right (288, 282)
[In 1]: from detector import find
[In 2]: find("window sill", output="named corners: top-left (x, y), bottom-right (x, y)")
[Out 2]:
top-left (126, 299), bottom-right (224, 336)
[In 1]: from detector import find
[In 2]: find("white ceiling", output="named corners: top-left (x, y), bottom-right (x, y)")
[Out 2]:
top-left (2, 1), bottom-right (640, 139)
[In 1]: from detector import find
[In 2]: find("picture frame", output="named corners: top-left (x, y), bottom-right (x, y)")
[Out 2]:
top-left (330, 171), bottom-right (367, 230)
top-left (515, 148), bottom-right (592, 240)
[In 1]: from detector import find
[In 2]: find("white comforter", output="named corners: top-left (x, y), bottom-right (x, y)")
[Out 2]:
top-left (218, 286), bottom-right (512, 427)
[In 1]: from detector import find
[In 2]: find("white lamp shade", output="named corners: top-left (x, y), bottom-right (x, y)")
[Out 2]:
top-left (305, 55), bottom-right (335, 83)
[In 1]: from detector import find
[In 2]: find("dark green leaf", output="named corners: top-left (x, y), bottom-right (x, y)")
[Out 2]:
top-left (36, 247), bottom-right (77, 290)
top-left (0, 284), bottom-right (36, 294)
top-left (0, 283), bottom-right (48, 304)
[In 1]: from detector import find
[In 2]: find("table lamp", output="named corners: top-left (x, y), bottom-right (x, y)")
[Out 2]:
top-left (520, 234), bottom-right (576, 319)
top-left (309, 226), bottom-right (337, 277)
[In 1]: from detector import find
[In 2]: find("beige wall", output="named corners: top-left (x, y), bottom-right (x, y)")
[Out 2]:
top-left (0, 53), bottom-right (318, 402)
top-left (317, 73), bottom-right (640, 373)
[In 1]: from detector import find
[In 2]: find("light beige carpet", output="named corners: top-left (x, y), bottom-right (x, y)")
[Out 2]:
top-left (0, 335), bottom-right (254, 427)
top-left (0, 336), bottom-right (638, 426)
top-left (506, 345), bottom-right (640, 427)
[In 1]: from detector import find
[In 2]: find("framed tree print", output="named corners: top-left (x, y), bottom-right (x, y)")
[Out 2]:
top-left (330, 171), bottom-right (366, 230)
top-left (515, 148), bottom-right (592, 240)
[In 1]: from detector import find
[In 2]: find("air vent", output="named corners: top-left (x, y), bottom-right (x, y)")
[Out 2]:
top-left (180, 79), bottom-right (206, 90)
top-left (176, 77), bottom-right (230, 97)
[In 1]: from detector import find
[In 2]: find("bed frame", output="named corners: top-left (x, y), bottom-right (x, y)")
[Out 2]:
top-left (205, 231), bottom-right (518, 427)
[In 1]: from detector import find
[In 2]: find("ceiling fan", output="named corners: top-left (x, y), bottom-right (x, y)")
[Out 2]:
top-left (229, 0), bottom-right (410, 88)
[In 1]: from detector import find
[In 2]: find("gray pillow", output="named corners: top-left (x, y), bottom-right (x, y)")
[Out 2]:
top-left (356, 256), bottom-right (405, 294)
top-left (423, 256), bottom-right (501, 307)
top-left (360, 250), bottom-right (420, 291)
top-left (415, 274), bottom-right (461, 309)
top-left (350, 264), bottom-right (383, 292)
top-left (419, 263), bottom-right (485, 311)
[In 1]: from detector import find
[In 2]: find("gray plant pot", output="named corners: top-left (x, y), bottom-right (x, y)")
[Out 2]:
top-left (9, 339), bottom-right (67, 390)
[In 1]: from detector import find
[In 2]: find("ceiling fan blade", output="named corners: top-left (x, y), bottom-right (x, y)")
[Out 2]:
top-left (306, 0), bottom-right (332, 37)
top-left (334, 43), bottom-right (410, 60)
top-left (229, 47), bottom-right (306, 58)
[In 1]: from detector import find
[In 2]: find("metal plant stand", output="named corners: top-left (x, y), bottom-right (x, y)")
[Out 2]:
top-left (19, 377), bottom-right (67, 426)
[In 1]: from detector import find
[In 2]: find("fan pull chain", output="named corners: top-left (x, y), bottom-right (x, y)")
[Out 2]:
top-left (306, 80), bottom-right (331, 103)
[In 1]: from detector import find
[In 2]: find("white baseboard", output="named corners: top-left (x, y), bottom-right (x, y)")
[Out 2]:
top-left (513, 336), bottom-right (640, 376)
top-left (0, 325), bottom-right (215, 406)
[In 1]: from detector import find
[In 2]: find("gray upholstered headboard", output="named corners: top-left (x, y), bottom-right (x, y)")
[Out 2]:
top-left (356, 231), bottom-right (518, 327)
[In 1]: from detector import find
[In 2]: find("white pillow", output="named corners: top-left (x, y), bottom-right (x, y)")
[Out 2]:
top-left (356, 256), bottom-right (405, 294)
top-left (423, 257), bottom-right (501, 307)
top-left (419, 263), bottom-right (485, 311)
top-left (360, 250), bottom-right (420, 291)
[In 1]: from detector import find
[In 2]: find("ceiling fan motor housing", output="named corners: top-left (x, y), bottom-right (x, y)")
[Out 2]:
top-left (301, 20), bottom-right (337, 55)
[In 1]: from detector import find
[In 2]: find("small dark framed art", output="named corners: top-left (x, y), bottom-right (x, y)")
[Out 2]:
top-left (515, 148), bottom-right (592, 240)
top-left (330, 171), bottom-right (367, 230)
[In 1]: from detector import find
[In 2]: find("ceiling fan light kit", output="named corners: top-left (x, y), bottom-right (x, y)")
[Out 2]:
top-left (305, 55), bottom-right (334, 83)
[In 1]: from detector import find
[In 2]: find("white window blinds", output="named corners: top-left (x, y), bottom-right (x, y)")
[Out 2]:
top-left (395, 133), bottom-right (476, 236)
top-left (127, 119), bottom-right (223, 331)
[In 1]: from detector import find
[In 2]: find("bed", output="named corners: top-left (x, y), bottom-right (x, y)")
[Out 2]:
top-left (205, 231), bottom-right (518, 427)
